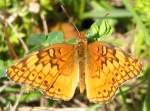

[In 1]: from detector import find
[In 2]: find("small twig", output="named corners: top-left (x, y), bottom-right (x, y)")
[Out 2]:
top-left (0, 81), bottom-right (14, 92)
top-left (60, 5), bottom-right (71, 21)
top-left (0, 81), bottom-right (23, 111)
top-left (7, 22), bottom-right (29, 54)
top-left (0, 14), bottom-right (18, 59)
top-left (10, 89), bottom-right (23, 111)
top-left (73, 99), bottom-right (87, 107)
top-left (0, 2), bottom-right (29, 56)
top-left (0, 84), bottom-right (9, 93)
top-left (40, 95), bottom-right (48, 107)
top-left (40, 13), bottom-right (48, 35)
top-left (18, 107), bottom-right (85, 111)
top-left (4, 29), bottom-right (19, 59)
top-left (1, 1), bottom-right (24, 59)
top-left (104, 104), bottom-right (109, 111)
top-left (1, 17), bottom-right (29, 56)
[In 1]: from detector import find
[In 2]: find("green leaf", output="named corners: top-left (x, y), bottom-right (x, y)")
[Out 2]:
top-left (64, 38), bottom-right (77, 44)
top-left (21, 91), bottom-right (41, 102)
top-left (46, 32), bottom-right (64, 45)
top-left (82, 9), bottom-right (132, 19)
top-left (40, 0), bottom-right (52, 11)
top-left (27, 33), bottom-right (46, 46)
top-left (86, 19), bottom-right (112, 42)
top-left (3, 87), bottom-right (20, 93)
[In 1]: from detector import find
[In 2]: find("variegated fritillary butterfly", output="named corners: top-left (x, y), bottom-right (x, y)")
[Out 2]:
top-left (6, 32), bottom-right (142, 103)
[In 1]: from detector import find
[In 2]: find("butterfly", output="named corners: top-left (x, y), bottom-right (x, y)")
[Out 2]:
top-left (6, 32), bottom-right (142, 103)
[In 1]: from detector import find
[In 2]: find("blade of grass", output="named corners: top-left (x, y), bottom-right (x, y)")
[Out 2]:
top-left (81, 9), bottom-right (132, 19)
top-left (142, 79), bottom-right (150, 111)
top-left (119, 88), bottom-right (132, 111)
top-left (142, 66), bottom-right (150, 111)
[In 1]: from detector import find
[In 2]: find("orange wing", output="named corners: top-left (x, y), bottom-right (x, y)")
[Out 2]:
top-left (7, 44), bottom-right (79, 101)
top-left (85, 42), bottom-right (142, 103)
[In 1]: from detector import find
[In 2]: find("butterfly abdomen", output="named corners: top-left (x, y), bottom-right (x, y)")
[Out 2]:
top-left (77, 34), bottom-right (87, 93)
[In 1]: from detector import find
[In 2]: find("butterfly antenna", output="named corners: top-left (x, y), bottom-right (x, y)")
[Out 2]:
top-left (60, 5), bottom-right (81, 39)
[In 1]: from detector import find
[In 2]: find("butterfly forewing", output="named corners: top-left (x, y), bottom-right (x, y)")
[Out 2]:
top-left (85, 42), bottom-right (142, 103)
top-left (7, 44), bottom-right (79, 101)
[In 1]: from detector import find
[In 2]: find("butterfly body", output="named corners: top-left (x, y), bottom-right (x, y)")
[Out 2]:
top-left (77, 33), bottom-right (88, 94)
top-left (7, 33), bottom-right (142, 103)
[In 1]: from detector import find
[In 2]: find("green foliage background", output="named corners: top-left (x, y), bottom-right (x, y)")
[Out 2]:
top-left (0, 0), bottom-right (150, 111)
